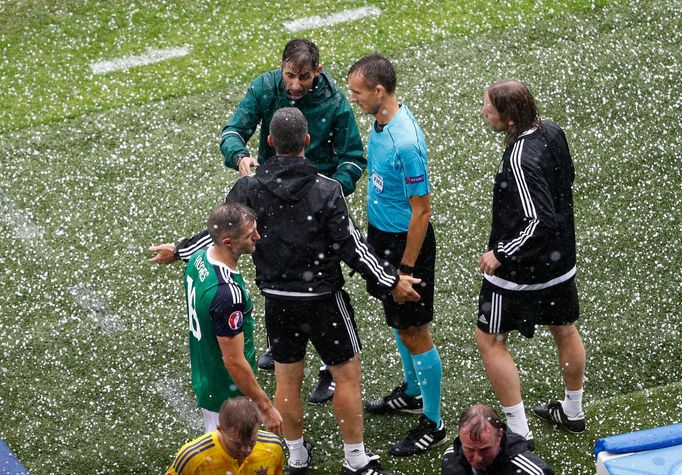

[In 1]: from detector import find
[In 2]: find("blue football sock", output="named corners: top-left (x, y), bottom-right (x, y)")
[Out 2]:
top-left (392, 329), bottom-right (420, 397)
top-left (412, 346), bottom-right (443, 424)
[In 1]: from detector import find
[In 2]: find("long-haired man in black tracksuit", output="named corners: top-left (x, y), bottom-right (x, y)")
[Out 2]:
top-left (476, 80), bottom-right (586, 446)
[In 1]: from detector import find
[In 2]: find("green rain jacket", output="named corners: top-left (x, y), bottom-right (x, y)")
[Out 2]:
top-left (219, 68), bottom-right (365, 196)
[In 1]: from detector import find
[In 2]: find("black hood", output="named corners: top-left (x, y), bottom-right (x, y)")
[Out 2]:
top-left (449, 428), bottom-right (532, 473)
top-left (255, 155), bottom-right (318, 202)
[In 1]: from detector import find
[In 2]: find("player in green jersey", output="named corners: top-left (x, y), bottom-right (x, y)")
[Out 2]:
top-left (183, 202), bottom-right (282, 434)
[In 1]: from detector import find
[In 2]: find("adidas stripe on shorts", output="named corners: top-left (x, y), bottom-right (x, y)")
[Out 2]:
top-left (477, 278), bottom-right (579, 338)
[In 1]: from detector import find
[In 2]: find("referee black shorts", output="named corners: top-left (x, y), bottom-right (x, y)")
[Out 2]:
top-left (477, 278), bottom-right (580, 338)
top-left (264, 290), bottom-right (361, 366)
top-left (367, 222), bottom-right (436, 329)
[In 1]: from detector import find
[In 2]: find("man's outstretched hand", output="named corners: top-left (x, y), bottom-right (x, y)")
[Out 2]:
top-left (148, 243), bottom-right (177, 265)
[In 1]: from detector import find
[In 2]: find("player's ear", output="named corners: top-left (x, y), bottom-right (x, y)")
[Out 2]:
top-left (376, 84), bottom-right (385, 98)
top-left (314, 64), bottom-right (323, 76)
top-left (222, 236), bottom-right (232, 248)
top-left (267, 134), bottom-right (274, 147)
top-left (304, 134), bottom-right (311, 146)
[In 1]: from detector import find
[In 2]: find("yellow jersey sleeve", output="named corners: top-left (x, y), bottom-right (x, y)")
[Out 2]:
top-left (166, 433), bottom-right (217, 475)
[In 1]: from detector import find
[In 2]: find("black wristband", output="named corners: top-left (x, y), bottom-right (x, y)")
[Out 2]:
top-left (398, 263), bottom-right (415, 274)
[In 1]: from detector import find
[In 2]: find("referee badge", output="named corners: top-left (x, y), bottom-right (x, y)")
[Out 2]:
top-left (228, 311), bottom-right (243, 330)
top-left (405, 174), bottom-right (425, 184)
top-left (372, 172), bottom-right (384, 192)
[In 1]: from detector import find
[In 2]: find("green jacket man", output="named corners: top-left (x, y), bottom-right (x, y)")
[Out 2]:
top-left (219, 40), bottom-right (365, 196)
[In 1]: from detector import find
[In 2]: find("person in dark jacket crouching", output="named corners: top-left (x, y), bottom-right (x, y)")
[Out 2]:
top-left (441, 404), bottom-right (554, 475)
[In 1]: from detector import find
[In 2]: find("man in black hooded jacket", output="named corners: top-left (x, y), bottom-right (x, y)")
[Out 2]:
top-left (441, 404), bottom-right (554, 475)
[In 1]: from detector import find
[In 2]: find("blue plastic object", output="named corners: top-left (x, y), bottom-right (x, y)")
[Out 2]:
top-left (0, 440), bottom-right (28, 475)
top-left (595, 423), bottom-right (682, 458)
top-left (603, 444), bottom-right (682, 475)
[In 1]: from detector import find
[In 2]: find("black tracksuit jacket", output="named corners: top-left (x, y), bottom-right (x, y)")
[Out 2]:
top-left (176, 156), bottom-right (397, 299)
top-left (441, 430), bottom-right (555, 475)
top-left (486, 120), bottom-right (577, 289)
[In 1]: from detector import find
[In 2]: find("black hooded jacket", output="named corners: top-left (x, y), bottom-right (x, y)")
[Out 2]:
top-left (177, 156), bottom-right (397, 299)
top-left (441, 430), bottom-right (554, 475)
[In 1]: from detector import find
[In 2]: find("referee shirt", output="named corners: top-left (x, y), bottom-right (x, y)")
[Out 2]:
top-left (367, 104), bottom-right (430, 233)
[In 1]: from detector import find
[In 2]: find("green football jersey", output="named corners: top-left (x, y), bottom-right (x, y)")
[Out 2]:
top-left (184, 246), bottom-right (256, 412)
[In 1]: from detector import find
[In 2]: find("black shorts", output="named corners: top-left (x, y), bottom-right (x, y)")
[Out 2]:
top-left (477, 278), bottom-right (580, 338)
top-left (367, 222), bottom-right (436, 329)
top-left (264, 290), bottom-right (361, 366)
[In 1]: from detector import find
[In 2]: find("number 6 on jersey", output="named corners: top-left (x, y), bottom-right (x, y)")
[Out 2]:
top-left (186, 275), bottom-right (202, 340)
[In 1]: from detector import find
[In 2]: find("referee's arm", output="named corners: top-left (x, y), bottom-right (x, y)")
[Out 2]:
top-left (400, 193), bottom-right (432, 271)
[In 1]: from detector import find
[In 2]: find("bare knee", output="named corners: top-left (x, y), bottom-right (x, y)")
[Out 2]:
top-left (549, 324), bottom-right (582, 346)
top-left (328, 356), bottom-right (361, 387)
top-left (475, 328), bottom-right (508, 354)
top-left (275, 361), bottom-right (305, 392)
top-left (397, 324), bottom-right (433, 353)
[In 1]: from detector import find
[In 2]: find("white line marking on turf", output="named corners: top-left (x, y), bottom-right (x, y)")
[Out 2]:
top-left (90, 46), bottom-right (191, 75)
top-left (284, 6), bottom-right (381, 32)
top-left (155, 378), bottom-right (204, 431)
top-left (69, 284), bottom-right (125, 334)
top-left (0, 193), bottom-right (45, 240)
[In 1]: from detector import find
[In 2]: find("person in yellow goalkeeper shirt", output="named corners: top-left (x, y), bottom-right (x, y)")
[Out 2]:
top-left (166, 397), bottom-right (284, 475)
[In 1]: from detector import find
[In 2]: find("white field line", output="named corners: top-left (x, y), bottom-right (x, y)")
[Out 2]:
top-left (154, 377), bottom-right (203, 431)
top-left (284, 6), bottom-right (381, 32)
top-left (90, 46), bottom-right (191, 74)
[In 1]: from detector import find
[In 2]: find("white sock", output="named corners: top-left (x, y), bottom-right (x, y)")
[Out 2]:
top-left (285, 437), bottom-right (308, 466)
top-left (562, 388), bottom-right (584, 417)
top-left (502, 401), bottom-right (530, 439)
top-left (344, 442), bottom-right (369, 469)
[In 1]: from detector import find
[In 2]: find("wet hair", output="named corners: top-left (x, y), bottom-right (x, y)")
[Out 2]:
top-left (348, 53), bottom-right (396, 94)
top-left (281, 39), bottom-right (319, 71)
top-left (207, 202), bottom-right (256, 246)
top-left (218, 397), bottom-right (262, 440)
top-left (269, 107), bottom-right (308, 155)
top-left (458, 404), bottom-right (505, 441)
top-left (486, 80), bottom-right (543, 146)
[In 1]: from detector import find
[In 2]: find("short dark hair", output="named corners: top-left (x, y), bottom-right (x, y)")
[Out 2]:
top-left (218, 397), bottom-right (262, 440)
top-left (486, 80), bottom-right (542, 146)
top-left (348, 54), bottom-right (396, 94)
top-left (269, 107), bottom-right (308, 155)
top-left (458, 404), bottom-right (505, 442)
top-left (281, 39), bottom-right (319, 71)
top-left (207, 202), bottom-right (257, 246)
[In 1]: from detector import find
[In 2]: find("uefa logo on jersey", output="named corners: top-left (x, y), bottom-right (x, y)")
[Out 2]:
top-left (228, 311), bottom-right (243, 330)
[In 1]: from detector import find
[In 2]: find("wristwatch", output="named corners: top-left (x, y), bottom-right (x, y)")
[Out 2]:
top-left (398, 263), bottom-right (415, 274)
